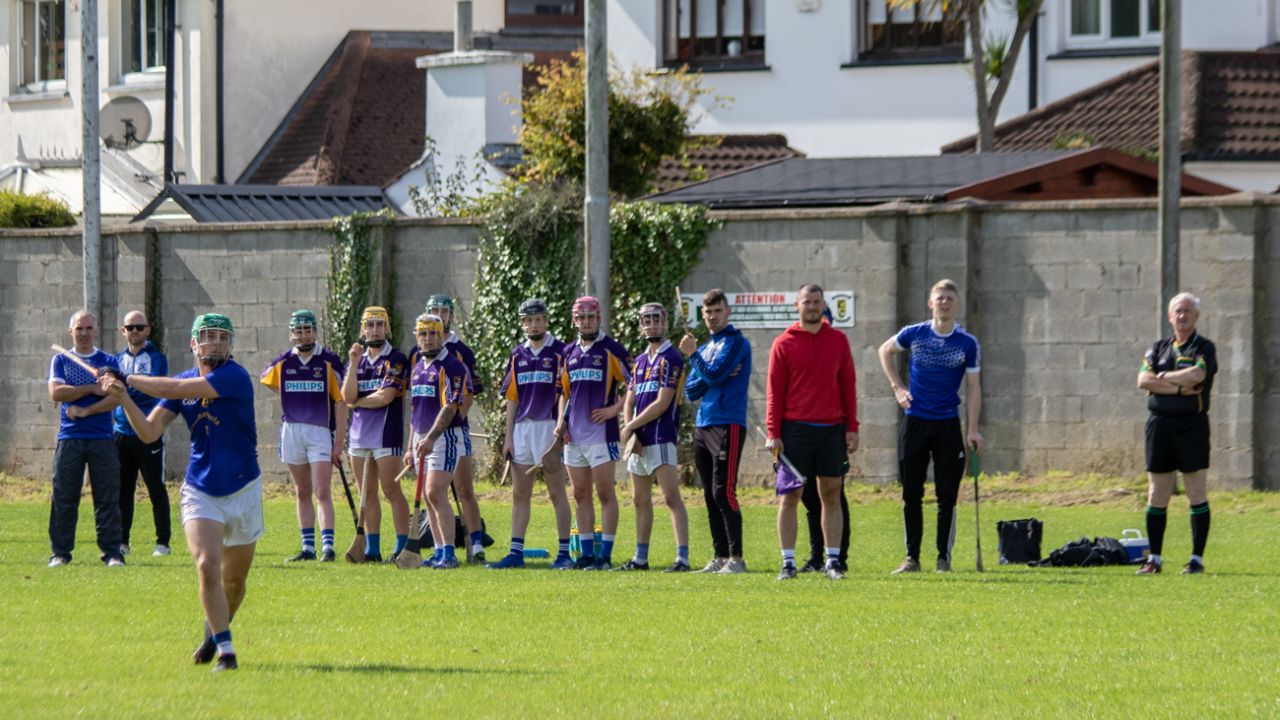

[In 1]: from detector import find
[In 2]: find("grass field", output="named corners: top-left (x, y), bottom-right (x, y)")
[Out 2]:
top-left (1, 473), bottom-right (1277, 719)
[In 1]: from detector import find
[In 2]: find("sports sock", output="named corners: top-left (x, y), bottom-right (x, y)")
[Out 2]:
top-left (443, 544), bottom-right (456, 560)
top-left (558, 538), bottom-right (571, 558)
top-left (470, 530), bottom-right (484, 554)
top-left (601, 534), bottom-right (615, 562)
top-left (320, 529), bottom-right (335, 552)
top-left (1189, 553), bottom-right (1204, 565)
top-left (300, 527), bottom-right (315, 552)
top-left (1149, 553), bottom-right (1163, 565)
top-left (430, 548), bottom-right (443, 563)
top-left (1146, 506), bottom-right (1167, 557)
top-left (825, 546), bottom-right (840, 567)
top-left (633, 543), bottom-right (650, 564)
top-left (676, 545), bottom-right (689, 563)
top-left (366, 533), bottom-right (381, 556)
top-left (510, 537), bottom-right (525, 558)
top-left (781, 548), bottom-right (796, 567)
top-left (212, 630), bottom-right (234, 657)
top-left (581, 538), bottom-right (595, 560)
top-left (393, 534), bottom-right (408, 556)
top-left (1190, 502), bottom-right (1211, 557)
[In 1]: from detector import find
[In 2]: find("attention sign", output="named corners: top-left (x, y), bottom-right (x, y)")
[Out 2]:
top-left (679, 291), bottom-right (855, 329)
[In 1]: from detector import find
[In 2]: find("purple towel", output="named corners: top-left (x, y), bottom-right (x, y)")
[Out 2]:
top-left (774, 453), bottom-right (805, 495)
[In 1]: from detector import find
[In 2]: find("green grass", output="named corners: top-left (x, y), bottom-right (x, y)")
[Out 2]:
top-left (2, 478), bottom-right (1278, 719)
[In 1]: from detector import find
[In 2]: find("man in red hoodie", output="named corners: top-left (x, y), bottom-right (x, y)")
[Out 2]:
top-left (766, 284), bottom-right (859, 580)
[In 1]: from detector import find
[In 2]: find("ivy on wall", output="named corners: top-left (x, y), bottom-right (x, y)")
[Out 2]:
top-left (324, 210), bottom-right (397, 353)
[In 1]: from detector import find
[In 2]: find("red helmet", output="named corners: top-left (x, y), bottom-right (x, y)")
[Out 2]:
top-left (572, 296), bottom-right (601, 316)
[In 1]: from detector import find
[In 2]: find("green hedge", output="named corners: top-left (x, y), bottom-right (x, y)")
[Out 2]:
top-left (0, 191), bottom-right (76, 229)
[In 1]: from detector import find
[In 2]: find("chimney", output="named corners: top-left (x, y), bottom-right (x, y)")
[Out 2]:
top-left (455, 1), bottom-right (473, 53)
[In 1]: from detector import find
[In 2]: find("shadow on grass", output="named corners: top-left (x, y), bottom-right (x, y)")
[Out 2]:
top-left (257, 662), bottom-right (547, 676)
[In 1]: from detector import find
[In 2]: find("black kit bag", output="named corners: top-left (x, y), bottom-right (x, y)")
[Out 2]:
top-left (449, 484), bottom-right (495, 548)
top-left (1034, 536), bottom-right (1130, 567)
top-left (997, 518), bottom-right (1044, 564)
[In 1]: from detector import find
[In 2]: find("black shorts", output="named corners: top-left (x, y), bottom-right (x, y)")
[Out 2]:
top-left (780, 421), bottom-right (849, 480)
top-left (1145, 413), bottom-right (1210, 474)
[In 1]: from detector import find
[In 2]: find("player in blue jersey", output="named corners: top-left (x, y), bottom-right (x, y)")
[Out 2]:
top-left (113, 310), bottom-right (171, 558)
top-left (48, 310), bottom-right (124, 567)
top-left (261, 310), bottom-right (347, 562)
top-left (557, 296), bottom-right (631, 570)
top-left (618, 303), bottom-right (690, 572)
top-left (488, 298), bottom-right (574, 570)
top-left (103, 313), bottom-right (261, 672)
top-left (878, 279), bottom-right (983, 574)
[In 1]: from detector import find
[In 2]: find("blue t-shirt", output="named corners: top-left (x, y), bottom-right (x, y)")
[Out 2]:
top-left (113, 341), bottom-right (169, 436)
top-left (894, 321), bottom-right (981, 420)
top-left (159, 361), bottom-right (260, 496)
top-left (49, 349), bottom-right (120, 440)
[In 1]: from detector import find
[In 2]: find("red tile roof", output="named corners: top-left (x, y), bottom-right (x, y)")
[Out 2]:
top-left (655, 134), bottom-right (803, 192)
top-left (942, 50), bottom-right (1280, 160)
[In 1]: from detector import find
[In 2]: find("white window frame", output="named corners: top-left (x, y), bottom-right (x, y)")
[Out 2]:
top-left (120, 0), bottom-right (166, 83)
top-left (17, 0), bottom-right (68, 92)
top-left (1065, 0), bottom-right (1161, 48)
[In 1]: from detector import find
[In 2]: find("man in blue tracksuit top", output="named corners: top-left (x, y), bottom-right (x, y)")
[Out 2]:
top-left (680, 289), bottom-right (752, 574)
top-left (113, 310), bottom-right (172, 557)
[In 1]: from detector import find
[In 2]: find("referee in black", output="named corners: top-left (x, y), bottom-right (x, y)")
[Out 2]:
top-left (1136, 292), bottom-right (1217, 575)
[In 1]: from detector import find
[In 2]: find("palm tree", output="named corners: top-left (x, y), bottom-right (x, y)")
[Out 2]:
top-left (890, 0), bottom-right (1045, 152)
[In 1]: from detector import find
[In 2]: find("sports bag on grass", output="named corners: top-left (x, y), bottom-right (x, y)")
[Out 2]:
top-left (996, 518), bottom-right (1043, 564)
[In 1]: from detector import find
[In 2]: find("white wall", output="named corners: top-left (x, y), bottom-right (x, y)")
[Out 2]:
top-left (1188, 161), bottom-right (1280, 193)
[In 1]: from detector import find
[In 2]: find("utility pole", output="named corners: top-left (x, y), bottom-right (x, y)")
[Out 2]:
top-left (584, 0), bottom-right (610, 328)
top-left (82, 0), bottom-right (101, 320)
top-left (1157, 0), bottom-right (1181, 335)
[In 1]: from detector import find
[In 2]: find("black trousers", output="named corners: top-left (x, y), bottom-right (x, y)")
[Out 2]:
top-left (898, 416), bottom-right (966, 562)
top-left (49, 438), bottom-right (122, 561)
top-left (116, 432), bottom-right (171, 547)
top-left (694, 424), bottom-right (745, 558)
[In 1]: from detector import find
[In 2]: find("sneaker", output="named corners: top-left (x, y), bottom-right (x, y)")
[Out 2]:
top-left (615, 559), bottom-right (650, 571)
top-left (212, 654), bottom-right (238, 672)
top-left (119, 544), bottom-right (132, 556)
top-left (287, 549), bottom-right (316, 562)
top-left (935, 559), bottom-right (952, 573)
top-left (549, 555), bottom-right (575, 570)
top-left (192, 637), bottom-right (217, 665)
top-left (106, 557), bottom-right (126, 567)
top-left (320, 549), bottom-right (336, 562)
top-left (716, 559), bottom-right (749, 575)
top-left (572, 556), bottom-right (597, 570)
top-left (363, 553), bottom-right (383, 564)
top-left (1136, 560), bottom-right (1162, 575)
top-left (694, 558), bottom-right (727, 574)
top-left (799, 558), bottom-right (824, 574)
top-left (665, 560), bottom-right (692, 573)
top-left (153, 545), bottom-right (172, 557)
top-left (47, 555), bottom-right (70, 568)
top-left (486, 554), bottom-right (526, 569)
top-left (434, 556), bottom-right (460, 569)
top-left (468, 551), bottom-right (487, 566)
top-left (1180, 559), bottom-right (1205, 575)
top-left (824, 564), bottom-right (846, 580)
top-left (589, 559), bottom-right (613, 571)
top-left (776, 564), bottom-right (798, 581)
top-left (891, 557), bottom-right (921, 575)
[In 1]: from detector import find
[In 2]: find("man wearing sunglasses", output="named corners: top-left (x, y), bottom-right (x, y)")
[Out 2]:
top-left (113, 311), bottom-right (172, 558)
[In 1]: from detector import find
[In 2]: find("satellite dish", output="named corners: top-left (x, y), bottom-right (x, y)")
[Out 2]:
top-left (100, 96), bottom-right (152, 150)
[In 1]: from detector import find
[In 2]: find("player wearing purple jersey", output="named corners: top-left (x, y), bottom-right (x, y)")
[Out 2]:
top-left (260, 310), bottom-right (348, 562)
top-left (618, 303), bottom-right (690, 572)
top-left (103, 313), bottom-right (260, 672)
top-left (425, 294), bottom-right (488, 563)
top-left (488, 299), bottom-right (574, 570)
top-left (556, 296), bottom-right (630, 570)
top-left (406, 314), bottom-right (470, 569)
top-left (340, 306), bottom-right (410, 563)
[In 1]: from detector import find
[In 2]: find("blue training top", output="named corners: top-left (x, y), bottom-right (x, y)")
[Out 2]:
top-left (159, 360), bottom-right (260, 496)
top-left (49, 349), bottom-right (120, 440)
top-left (113, 341), bottom-right (169, 436)
top-left (684, 324), bottom-right (751, 428)
top-left (894, 321), bottom-right (980, 420)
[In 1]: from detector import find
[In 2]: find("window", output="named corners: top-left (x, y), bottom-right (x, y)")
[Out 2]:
top-left (19, 0), bottom-right (66, 88)
top-left (124, 0), bottom-right (166, 75)
top-left (505, 0), bottom-right (582, 28)
top-left (859, 0), bottom-right (965, 59)
top-left (1069, 0), bottom-right (1159, 44)
top-left (662, 0), bottom-right (766, 68)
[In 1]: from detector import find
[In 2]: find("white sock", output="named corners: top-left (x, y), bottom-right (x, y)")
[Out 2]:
top-left (1189, 554), bottom-right (1203, 564)
top-left (781, 549), bottom-right (795, 567)
top-left (1149, 553), bottom-right (1163, 565)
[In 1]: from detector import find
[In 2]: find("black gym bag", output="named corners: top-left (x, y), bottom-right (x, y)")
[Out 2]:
top-left (997, 518), bottom-right (1044, 564)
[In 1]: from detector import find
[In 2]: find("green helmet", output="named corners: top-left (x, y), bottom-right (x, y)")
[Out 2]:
top-left (289, 309), bottom-right (318, 329)
top-left (425, 295), bottom-right (454, 312)
top-left (191, 313), bottom-right (234, 338)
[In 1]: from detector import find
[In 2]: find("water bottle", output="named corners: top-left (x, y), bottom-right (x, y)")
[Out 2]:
top-left (524, 548), bottom-right (550, 559)
top-left (569, 524), bottom-right (581, 560)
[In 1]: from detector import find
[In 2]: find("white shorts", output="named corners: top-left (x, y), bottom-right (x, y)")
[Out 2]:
top-left (350, 447), bottom-right (399, 460)
top-left (512, 419), bottom-right (557, 466)
top-left (564, 441), bottom-right (620, 469)
top-left (412, 429), bottom-right (461, 473)
top-left (459, 425), bottom-right (473, 458)
top-left (279, 422), bottom-right (331, 465)
top-left (180, 478), bottom-right (265, 547)
top-left (626, 442), bottom-right (678, 477)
